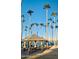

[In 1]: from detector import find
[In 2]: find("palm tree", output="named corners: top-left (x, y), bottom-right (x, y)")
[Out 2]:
top-left (31, 23), bottom-right (34, 28)
top-left (21, 15), bottom-right (25, 40)
top-left (48, 18), bottom-right (53, 42)
top-left (21, 15), bottom-right (25, 48)
top-left (29, 27), bottom-right (32, 36)
top-left (30, 23), bottom-right (34, 35)
top-left (27, 10), bottom-right (34, 16)
top-left (31, 23), bottom-right (36, 34)
top-left (31, 23), bottom-right (35, 33)
top-left (25, 26), bottom-right (28, 36)
top-left (48, 18), bottom-right (52, 22)
top-left (50, 25), bottom-right (53, 42)
top-left (55, 25), bottom-right (58, 28)
top-left (51, 11), bottom-right (57, 25)
top-left (27, 9), bottom-right (34, 36)
top-left (40, 23), bottom-right (44, 27)
top-left (36, 23), bottom-right (39, 26)
top-left (51, 12), bottom-right (57, 16)
top-left (43, 4), bottom-right (50, 41)
top-left (51, 12), bottom-right (57, 46)
top-left (55, 25), bottom-right (58, 45)
top-left (27, 10), bottom-right (34, 53)
top-left (31, 23), bottom-right (39, 35)
top-left (35, 23), bottom-right (39, 36)
top-left (40, 23), bottom-right (44, 37)
top-left (23, 26), bottom-right (28, 49)
top-left (32, 23), bottom-right (39, 34)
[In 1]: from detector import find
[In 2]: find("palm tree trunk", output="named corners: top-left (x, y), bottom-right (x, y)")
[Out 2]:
top-left (46, 9), bottom-right (48, 40)
top-left (40, 25), bottom-right (42, 37)
top-left (29, 15), bottom-right (31, 36)
top-left (52, 28), bottom-right (53, 42)
top-left (21, 23), bottom-right (23, 41)
top-left (53, 17), bottom-right (56, 46)
top-left (46, 9), bottom-right (49, 47)
top-left (33, 25), bottom-right (36, 34)
top-left (25, 31), bottom-right (27, 37)
top-left (28, 15), bottom-right (31, 53)
top-left (51, 23), bottom-right (53, 43)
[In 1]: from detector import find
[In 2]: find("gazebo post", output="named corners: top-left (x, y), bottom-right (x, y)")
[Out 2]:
top-left (28, 41), bottom-right (31, 55)
top-left (23, 40), bottom-right (26, 49)
top-left (46, 41), bottom-right (48, 48)
top-left (34, 41), bottom-right (37, 48)
top-left (41, 41), bottom-right (43, 50)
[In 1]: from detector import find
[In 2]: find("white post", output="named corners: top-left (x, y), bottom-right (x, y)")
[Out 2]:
top-left (23, 41), bottom-right (26, 49)
top-left (46, 42), bottom-right (48, 48)
top-left (34, 41), bottom-right (37, 48)
top-left (28, 41), bottom-right (31, 54)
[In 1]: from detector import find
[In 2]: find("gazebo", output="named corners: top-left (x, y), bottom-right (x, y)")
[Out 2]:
top-left (22, 34), bottom-right (49, 49)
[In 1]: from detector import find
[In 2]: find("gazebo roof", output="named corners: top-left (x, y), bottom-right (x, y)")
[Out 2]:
top-left (24, 34), bottom-right (48, 41)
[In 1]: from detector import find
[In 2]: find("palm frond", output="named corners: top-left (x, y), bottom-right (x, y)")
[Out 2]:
top-left (48, 18), bottom-right (52, 21)
top-left (40, 23), bottom-right (44, 26)
top-left (21, 15), bottom-right (24, 17)
top-left (43, 4), bottom-right (51, 9)
top-left (51, 12), bottom-right (57, 16)
top-left (27, 9), bottom-right (34, 15)
top-left (25, 29), bottom-right (27, 31)
top-left (51, 25), bottom-right (53, 29)
top-left (55, 25), bottom-right (58, 28)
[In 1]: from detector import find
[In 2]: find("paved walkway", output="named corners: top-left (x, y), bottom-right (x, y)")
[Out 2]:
top-left (25, 46), bottom-right (58, 59)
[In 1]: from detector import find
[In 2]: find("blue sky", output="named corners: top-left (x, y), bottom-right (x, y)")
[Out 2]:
top-left (21, 0), bottom-right (58, 39)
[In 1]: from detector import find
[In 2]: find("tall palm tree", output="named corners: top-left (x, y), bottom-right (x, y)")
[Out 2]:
top-left (21, 15), bottom-right (26, 49)
top-left (21, 15), bottom-right (25, 40)
top-left (51, 12), bottom-right (57, 26)
top-left (36, 23), bottom-right (39, 26)
top-left (55, 25), bottom-right (58, 46)
top-left (55, 25), bottom-right (58, 28)
top-left (23, 25), bottom-right (28, 49)
top-left (31, 23), bottom-right (36, 34)
top-left (48, 18), bottom-right (52, 21)
top-left (35, 23), bottom-right (39, 36)
top-left (27, 10), bottom-right (34, 53)
top-left (50, 25), bottom-right (53, 42)
top-left (31, 23), bottom-right (34, 28)
top-left (48, 18), bottom-right (53, 42)
top-left (31, 23), bottom-right (35, 34)
top-left (43, 4), bottom-right (50, 41)
top-left (30, 23), bottom-right (34, 35)
top-left (27, 10), bottom-right (34, 16)
top-left (27, 9), bottom-right (34, 36)
top-left (51, 12), bottom-right (57, 17)
top-left (51, 12), bottom-right (57, 45)
top-left (25, 26), bottom-right (28, 36)
top-left (44, 24), bottom-right (46, 35)
top-left (40, 23), bottom-right (44, 37)
top-left (32, 23), bottom-right (39, 34)
top-left (40, 23), bottom-right (44, 27)
top-left (29, 27), bottom-right (32, 36)
top-left (25, 29), bottom-right (27, 35)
